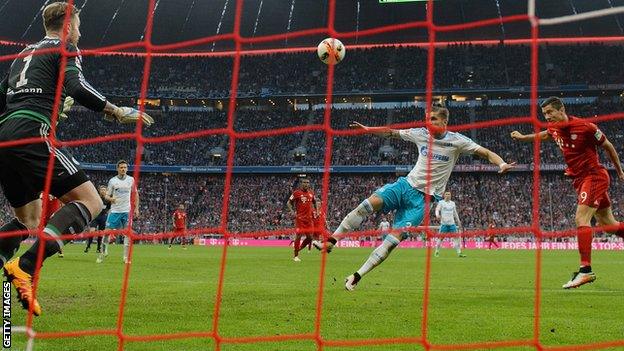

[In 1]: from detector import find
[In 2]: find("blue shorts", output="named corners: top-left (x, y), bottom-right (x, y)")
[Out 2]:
top-left (439, 224), bottom-right (458, 233)
top-left (106, 212), bottom-right (129, 230)
top-left (374, 177), bottom-right (432, 235)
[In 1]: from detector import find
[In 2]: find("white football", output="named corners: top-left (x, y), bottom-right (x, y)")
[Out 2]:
top-left (317, 38), bottom-right (346, 65)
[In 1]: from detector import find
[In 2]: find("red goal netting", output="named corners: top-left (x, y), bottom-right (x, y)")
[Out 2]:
top-left (2, 0), bottom-right (624, 350)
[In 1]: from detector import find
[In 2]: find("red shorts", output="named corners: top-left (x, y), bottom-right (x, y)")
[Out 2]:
top-left (313, 218), bottom-right (326, 237)
top-left (174, 227), bottom-right (186, 234)
top-left (295, 219), bottom-right (314, 236)
top-left (572, 169), bottom-right (611, 209)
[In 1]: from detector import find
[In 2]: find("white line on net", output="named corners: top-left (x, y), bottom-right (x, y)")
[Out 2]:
top-left (539, 6), bottom-right (624, 26)
top-left (527, 0), bottom-right (536, 20)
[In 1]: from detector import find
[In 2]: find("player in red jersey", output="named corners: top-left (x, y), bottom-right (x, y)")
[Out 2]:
top-left (169, 204), bottom-right (188, 249)
top-left (312, 207), bottom-right (328, 250)
top-left (41, 194), bottom-right (63, 257)
top-left (286, 177), bottom-right (318, 262)
top-left (511, 97), bottom-right (624, 289)
top-left (486, 219), bottom-right (499, 250)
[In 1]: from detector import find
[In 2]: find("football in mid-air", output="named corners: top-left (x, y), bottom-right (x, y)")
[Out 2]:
top-left (317, 38), bottom-right (346, 65)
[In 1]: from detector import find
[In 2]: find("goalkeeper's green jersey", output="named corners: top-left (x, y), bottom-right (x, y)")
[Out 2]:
top-left (0, 37), bottom-right (107, 126)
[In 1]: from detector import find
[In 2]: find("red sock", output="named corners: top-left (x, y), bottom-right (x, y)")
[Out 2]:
top-left (577, 226), bottom-right (593, 267)
top-left (294, 235), bottom-right (301, 257)
top-left (615, 222), bottom-right (624, 238)
top-left (300, 237), bottom-right (312, 251)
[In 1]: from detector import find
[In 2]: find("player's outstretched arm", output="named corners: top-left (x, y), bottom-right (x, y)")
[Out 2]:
top-left (474, 147), bottom-right (516, 173)
top-left (350, 121), bottom-right (401, 139)
top-left (510, 130), bottom-right (551, 142)
top-left (600, 138), bottom-right (624, 180)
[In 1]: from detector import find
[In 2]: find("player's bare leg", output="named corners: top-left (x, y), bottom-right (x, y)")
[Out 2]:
top-left (313, 194), bottom-right (383, 253)
top-left (563, 204), bottom-right (598, 289)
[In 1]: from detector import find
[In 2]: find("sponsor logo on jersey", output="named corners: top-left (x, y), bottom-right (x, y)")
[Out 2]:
top-left (419, 146), bottom-right (450, 161)
top-left (571, 134), bottom-right (577, 140)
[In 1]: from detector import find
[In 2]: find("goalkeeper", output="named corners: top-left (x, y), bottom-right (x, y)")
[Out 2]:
top-left (0, 1), bottom-right (152, 316)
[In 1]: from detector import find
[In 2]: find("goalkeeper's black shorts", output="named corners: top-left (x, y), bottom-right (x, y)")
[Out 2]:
top-left (0, 117), bottom-right (89, 208)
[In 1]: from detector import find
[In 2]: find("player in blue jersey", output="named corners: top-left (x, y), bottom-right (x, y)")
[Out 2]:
top-left (314, 105), bottom-right (515, 290)
top-left (434, 191), bottom-right (465, 257)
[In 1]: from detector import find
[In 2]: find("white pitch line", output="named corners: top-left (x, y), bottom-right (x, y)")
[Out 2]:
top-left (12, 325), bottom-right (28, 333)
top-left (12, 326), bottom-right (36, 351)
top-left (539, 6), bottom-right (624, 26)
top-left (26, 334), bottom-right (35, 351)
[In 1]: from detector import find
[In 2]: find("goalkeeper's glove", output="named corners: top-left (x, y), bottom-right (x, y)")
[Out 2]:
top-left (104, 106), bottom-right (154, 127)
top-left (59, 96), bottom-right (75, 121)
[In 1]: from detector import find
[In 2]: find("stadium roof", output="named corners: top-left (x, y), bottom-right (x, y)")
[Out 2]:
top-left (2, 0), bottom-right (624, 51)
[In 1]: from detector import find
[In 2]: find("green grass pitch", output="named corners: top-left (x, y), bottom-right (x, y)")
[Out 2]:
top-left (5, 244), bottom-right (624, 350)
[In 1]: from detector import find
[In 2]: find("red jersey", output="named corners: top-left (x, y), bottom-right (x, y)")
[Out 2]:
top-left (43, 198), bottom-right (62, 222)
top-left (289, 189), bottom-right (316, 227)
top-left (547, 116), bottom-right (606, 178)
top-left (173, 210), bottom-right (187, 230)
top-left (314, 211), bottom-right (327, 235)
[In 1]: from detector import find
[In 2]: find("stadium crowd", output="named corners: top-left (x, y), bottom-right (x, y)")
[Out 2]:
top-left (1, 43), bottom-right (624, 97)
top-left (1, 42), bottom-right (623, 244)
top-left (56, 101), bottom-right (624, 167)
top-left (0, 173), bottom-right (621, 241)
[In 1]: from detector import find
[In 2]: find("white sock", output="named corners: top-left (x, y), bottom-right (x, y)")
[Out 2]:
top-left (99, 235), bottom-right (109, 261)
top-left (453, 238), bottom-right (462, 255)
top-left (356, 235), bottom-right (400, 277)
top-left (123, 236), bottom-right (130, 260)
top-left (333, 199), bottom-right (374, 241)
top-left (435, 238), bottom-right (442, 251)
